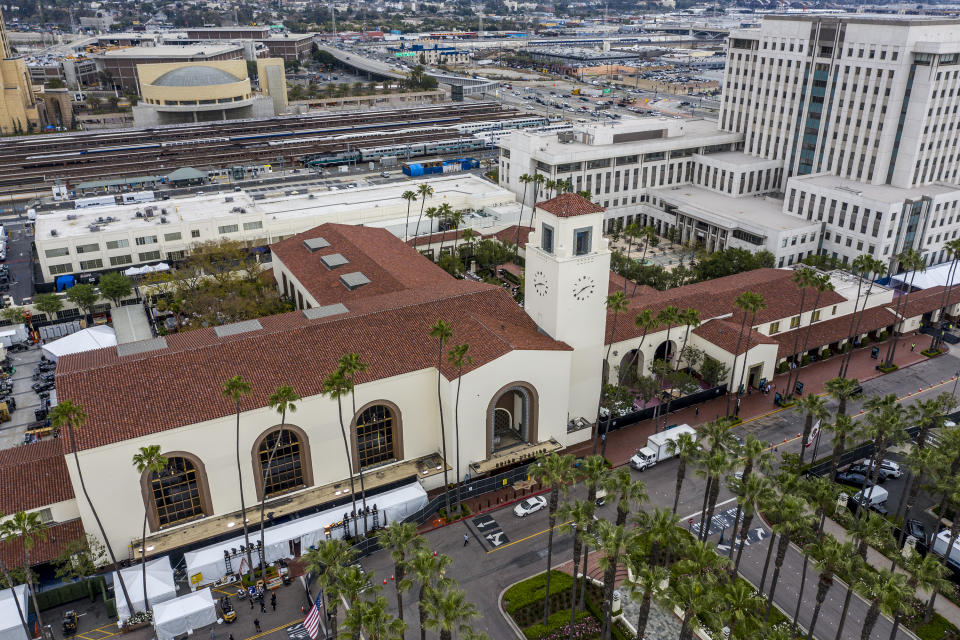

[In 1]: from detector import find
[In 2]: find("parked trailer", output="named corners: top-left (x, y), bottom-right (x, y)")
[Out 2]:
top-left (630, 424), bottom-right (697, 471)
top-left (121, 190), bottom-right (155, 205)
top-left (932, 529), bottom-right (960, 574)
top-left (75, 195), bottom-right (118, 209)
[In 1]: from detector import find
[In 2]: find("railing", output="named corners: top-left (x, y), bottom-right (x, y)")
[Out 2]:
top-left (806, 425), bottom-right (922, 477)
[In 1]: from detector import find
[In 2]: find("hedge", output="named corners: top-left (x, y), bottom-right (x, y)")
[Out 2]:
top-left (505, 571), bottom-right (575, 626)
top-left (37, 576), bottom-right (106, 611)
top-left (522, 609), bottom-right (592, 639)
top-left (915, 613), bottom-right (960, 640)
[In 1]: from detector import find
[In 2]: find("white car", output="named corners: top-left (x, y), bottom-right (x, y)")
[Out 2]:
top-left (513, 495), bottom-right (548, 517)
top-left (861, 459), bottom-right (903, 478)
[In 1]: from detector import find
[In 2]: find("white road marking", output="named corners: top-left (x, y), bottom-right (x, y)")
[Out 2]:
top-left (678, 497), bottom-right (738, 523)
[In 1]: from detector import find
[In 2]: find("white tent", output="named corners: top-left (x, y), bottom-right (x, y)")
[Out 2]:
top-left (0, 585), bottom-right (29, 640)
top-left (124, 262), bottom-right (170, 277)
top-left (152, 588), bottom-right (217, 640)
top-left (184, 481), bottom-right (428, 589)
top-left (114, 556), bottom-right (177, 623)
top-left (890, 261), bottom-right (956, 291)
top-left (42, 325), bottom-right (117, 361)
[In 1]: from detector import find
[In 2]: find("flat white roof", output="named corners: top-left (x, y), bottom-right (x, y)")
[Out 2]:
top-left (96, 44), bottom-right (242, 58)
top-left (695, 150), bottom-right (781, 171)
top-left (650, 185), bottom-right (816, 233)
top-left (792, 174), bottom-right (960, 204)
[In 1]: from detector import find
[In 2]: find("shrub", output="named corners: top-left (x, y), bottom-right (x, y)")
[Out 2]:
top-left (504, 571), bottom-right (574, 620)
top-left (776, 361), bottom-right (789, 374)
top-left (821, 348), bottom-right (832, 359)
top-left (914, 613), bottom-right (960, 640)
top-left (878, 330), bottom-right (889, 341)
top-left (921, 348), bottom-right (943, 358)
top-left (523, 610), bottom-right (594, 639)
top-left (801, 354), bottom-right (811, 367)
top-left (878, 363), bottom-right (899, 373)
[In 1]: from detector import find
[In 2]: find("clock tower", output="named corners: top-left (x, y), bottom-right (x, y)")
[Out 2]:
top-left (524, 194), bottom-right (611, 423)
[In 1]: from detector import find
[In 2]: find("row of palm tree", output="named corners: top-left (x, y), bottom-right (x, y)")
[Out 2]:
top-left (304, 522), bottom-right (488, 640)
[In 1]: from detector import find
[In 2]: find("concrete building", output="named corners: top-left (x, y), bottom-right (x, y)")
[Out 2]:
top-left (34, 174), bottom-right (518, 283)
top-left (94, 44), bottom-right (245, 93)
top-left (26, 55), bottom-right (99, 90)
top-left (0, 6), bottom-right (42, 135)
top-left (132, 59), bottom-right (286, 126)
top-left (389, 43), bottom-right (471, 66)
top-left (180, 28), bottom-right (315, 62)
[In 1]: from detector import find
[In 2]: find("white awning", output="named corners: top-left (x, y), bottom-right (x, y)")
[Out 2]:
top-left (42, 325), bottom-right (117, 361)
top-left (113, 556), bottom-right (177, 624)
top-left (0, 585), bottom-right (29, 640)
top-left (152, 589), bottom-right (217, 640)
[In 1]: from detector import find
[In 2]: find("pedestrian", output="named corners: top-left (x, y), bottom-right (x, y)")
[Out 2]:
top-left (210, 628), bottom-right (216, 640)
top-left (249, 597), bottom-right (254, 610)
top-left (254, 619), bottom-right (261, 633)
top-left (271, 592), bottom-right (277, 612)
top-left (260, 600), bottom-right (266, 614)
top-left (463, 533), bottom-right (469, 546)
top-left (911, 342), bottom-right (916, 352)
top-left (694, 406), bottom-right (699, 416)
top-left (229, 635), bottom-right (235, 640)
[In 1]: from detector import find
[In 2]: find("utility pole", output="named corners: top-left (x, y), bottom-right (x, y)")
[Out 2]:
top-left (330, 2), bottom-right (337, 39)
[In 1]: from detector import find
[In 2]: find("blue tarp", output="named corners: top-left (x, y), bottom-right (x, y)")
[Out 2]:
top-left (55, 275), bottom-right (75, 291)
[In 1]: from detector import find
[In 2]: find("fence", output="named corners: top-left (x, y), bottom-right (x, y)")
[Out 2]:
top-left (606, 384), bottom-right (727, 432)
top-left (806, 425), bottom-right (921, 477)
top-left (36, 575), bottom-right (106, 611)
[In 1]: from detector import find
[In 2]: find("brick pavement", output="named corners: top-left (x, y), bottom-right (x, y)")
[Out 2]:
top-left (569, 334), bottom-right (936, 468)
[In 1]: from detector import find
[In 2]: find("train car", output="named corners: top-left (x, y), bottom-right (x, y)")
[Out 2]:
top-left (359, 142), bottom-right (427, 161)
top-left (422, 138), bottom-right (486, 155)
top-left (121, 191), bottom-right (155, 205)
top-left (75, 195), bottom-right (118, 209)
top-left (304, 150), bottom-right (362, 167)
top-left (87, 143), bottom-right (161, 154)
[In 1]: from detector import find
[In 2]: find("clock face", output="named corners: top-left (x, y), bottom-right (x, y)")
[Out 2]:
top-left (532, 270), bottom-right (549, 297)
top-left (572, 275), bottom-right (596, 301)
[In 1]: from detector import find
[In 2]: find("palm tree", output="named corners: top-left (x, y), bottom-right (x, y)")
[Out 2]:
top-left (424, 585), bottom-right (479, 640)
top-left (725, 290), bottom-right (761, 416)
top-left (1, 511), bottom-right (46, 629)
top-left (605, 467), bottom-right (647, 527)
top-left (303, 539), bottom-right (355, 639)
top-left (732, 475), bottom-right (775, 573)
top-left (796, 272), bottom-right (835, 368)
top-left (530, 173), bottom-right (545, 227)
top-left (933, 237), bottom-right (960, 350)
top-left (413, 183), bottom-right (434, 245)
top-left (429, 319), bottom-right (454, 516)
top-left (410, 549), bottom-right (453, 640)
top-left (338, 564), bottom-right (380, 637)
top-left (733, 293), bottom-right (765, 417)
top-left (529, 452), bottom-right (575, 625)
top-left (885, 248), bottom-right (926, 367)
top-left (840, 255), bottom-right (886, 378)
top-left (435, 202), bottom-right (455, 256)
top-left (596, 291), bottom-right (629, 454)
top-left (594, 521), bottom-right (631, 640)
top-left (401, 190), bottom-right (418, 242)
top-left (652, 305), bottom-right (680, 427)
top-left (620, 309), bottom-right (659, 382)
top-left (794, 393), bottom-right (829, 468)
top-left (344, 595), bottom-right (406, 640)
top-left (723, 578), bottom-right (764, 637)
top-left (376, 522), bottom-right (425, 625)
top-left (929, 483), bottom-right (960, 619)
top-left (623, 558), bottom-right (668, 640)
top-left (783, 267), bottom-right (815, 396)
top-left (222, 375), bottom-right (254, 579)
top-left (323, 370), bottom-right (360, 537)
top-left (824, 375), bottom-right (860, 417)
top-left (758, 494), bottom-right (803, 605)
top-left (860, 395), bottom-right (906, 509)
top-left (659, 307), bottom-right (701, 428)
top-left (0, 552), bottom-right (29, 640)
top-left (514, 173), bottom-right (534, 258)
top-left (665, 432), bottom-right (698, 514)
top-left (804, 538), bottom-right (853, 640)
top-left (860, 568), bottom-right (912, 640)
top-left (338, 353), bottom-right (370, 531)
top-left (557, 499), bottom-right (595, 628)
top-left (892, 446), bottom-right (940, 564)
top-left (262, 385), bottom-right (299, 553)
top-left (131, 445), bottom-right (167, 612)
top-left (836, 255), bottom-right (871, 375)
top-left (725, 435), bottom-right (771, 555)
top-left (50, 400), bottom-right (134, 616)
top-left (903, 552), bottom-right (950, 624)
top-left (696, 448), bottom-right (731, 543)
top-left (825, 414), bottom-right (861, 482)
top-left (764, 495), bottom-right (811, 622)
top-left (909, 393), bottom-right (954, 450)
top-left (448, 343), bottom-right (472, 515)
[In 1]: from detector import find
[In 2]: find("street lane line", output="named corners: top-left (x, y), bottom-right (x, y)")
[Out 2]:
top-left (243, 618), bottom-right (301, 640)
top-left (486, 519), bottom-right (572, 554)
top-left (678, 496), bottom-right (737, 523)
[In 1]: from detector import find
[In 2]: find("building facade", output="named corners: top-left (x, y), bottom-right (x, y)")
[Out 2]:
top-left (94, 45), bottom-right (245, 93)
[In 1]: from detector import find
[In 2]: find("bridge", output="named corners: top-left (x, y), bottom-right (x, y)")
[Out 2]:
top-left (642, 23), bottom-right (731, 40)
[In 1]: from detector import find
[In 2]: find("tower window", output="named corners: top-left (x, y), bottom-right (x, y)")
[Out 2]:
top-left (574, 228), bottom-right (592, 256)
top-left (541, 224), bottom-right (554, 254)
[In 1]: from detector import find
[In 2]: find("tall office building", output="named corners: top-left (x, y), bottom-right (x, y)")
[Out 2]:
top-left (0, 5), bottom-right (42, 135)
top-left (0, 5), bottom-right (10, 58)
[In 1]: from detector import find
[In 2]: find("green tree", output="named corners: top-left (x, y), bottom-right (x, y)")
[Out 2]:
top-left (732, 474), bottom-right (775, 574)
top-left (222, 375), bottom-right (254, 579)
top-left (131, 445), bottom-right (167, 611)
top-left (594, 521), bottom-right (631, 640)
top-left (596, 291), bottom-right (629, 454)
top-left (623, 558), bottom-right (668, 640)
top-left (732, 291), bottom-right (765, 416)
top-left (604, 466), bottom-right (647, 527)
top-left (783, 267), bottom-right (815, 396)
top-left (447, 343), bottom-right (472, 514)
top-left (557, 499), bottom-right (595, 627)
top-left (665, 431), bottom-right (699, 514)
top-left (53, 534), bottom-right (106, 585)
top-left (0, 547), bottom-right (29, 639)
top-left (302, 539), bottom-right (355, 639)
top-left (424, 585), bottom-right (479, 640)
top-left (338, 353), bottom-right (370, 531)
top-left (66, 283), bottom-right (100, 320)
top-left (825, 414), bottom-right (861, 482)
top-left (823, 375), bottom-right (861, 416)
top-left (859, 568), bottom-right (912, 640)
top-left (804, 538), bottom-right (854, 640)
top-left (50, 400), bottom-right (134, 616)
top-left (839, 255), bottom-right (886, 378)
top-left (322, 370), bottom-right (360, 537)
top-left (343, 595), bottom-right (406, 640)
top-left (884, 248), bottom-right (926, 367)
top-left (529, 453), bottom-right (575, 625)
top-left (98, 272), bottom-right (134, 307)
top-left (0, 511), bottom-right (46, 629)
top-left (376, 522), bottom-right (425, 625)
top-left (933, 237), bottom-right (960, 350)
top-left (412, 183), bottom-right (434, 245)
top-left (262, 386), bottom-right (299, 550)
top-left (32, 292), bottom-right (63, 318)
top-left (762, 494), bottom-right (808, 621)
top-left (429, 319), bottom-right (454, 516)
top-left (401, 190), bottom-right (418, 242)
top-left (410, 549), bottom-right (453, 640)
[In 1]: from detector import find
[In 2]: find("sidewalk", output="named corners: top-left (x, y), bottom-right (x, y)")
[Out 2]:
top-left (822, 516), bottom-right (960, 628)
top-left (568, 334), bottom-right (934, 468)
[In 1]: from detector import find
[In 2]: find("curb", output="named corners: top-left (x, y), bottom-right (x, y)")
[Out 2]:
top-left (419, 486), bottom-right (552, 533)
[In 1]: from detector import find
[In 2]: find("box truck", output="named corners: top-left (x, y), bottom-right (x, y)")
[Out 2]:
top-left (629, 424), bottom-right (697, 471)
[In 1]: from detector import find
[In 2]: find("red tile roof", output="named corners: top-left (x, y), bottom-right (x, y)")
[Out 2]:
top-left (0, 519), bottom-right (85, 569)
top-left (536, 193), bottom-right (604, 218)
top-left (692, 319), bottom-right (780, 355)
top-left (0, 440), bottom-right (73, 514)
top-left (405, 228), bottom-right (469, 248)
top-left (56, 224), bottom-right (571, 452)
top-left (886, 286), bottom-right (960, 319)
top-left (769, 305), bottom-right (898, 358)
top-left (607, 268), bottom-right (846, 344)
top-left (486, 225), bottom-right (532, 248)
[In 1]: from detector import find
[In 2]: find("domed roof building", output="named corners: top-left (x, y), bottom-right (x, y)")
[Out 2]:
top-left (133, 59), bottom-right (287, 126)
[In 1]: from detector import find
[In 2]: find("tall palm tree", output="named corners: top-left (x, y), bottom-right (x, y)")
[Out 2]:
top-left (261, 386), bottom-right (299, 554)
top-left (929, 483), bottom-right (960, 619)
top-left (401, 190), bottom-right (418, 242)
top-left (697, 448), bottom-right (731, 543)
top-left (435, 202), bottom-right (455, 256)
top-left (594, 521), bottom-right (631, 640)
top-left (344, 595), bottom-right (406, 640)
top-left (579, 454), bottom-right (610, 506)
top-left (448, 343), bottom-right (472, 515)
top-left (424, 584), bottom-right (478, 640)
top-left (725, 290), bottom-right (761, 416)
top-left (903, 552), bottom-right (950, 624)
top-left (723, 578), bottom-right (764, 637)
top-left (794, 393), bottom-right (829, 468)
top-left (338, 353), bottom-right (370, 530)
top-left (604, 467), bottom-right (647, 527)
top-left (50, 400), bottom-right (134, 615)
top-left (376, 521), bottom-right (425, 625)
top-left (665, 432), bottom-right (698, 514)
top-left (529, 452), bottom-right (575, 626)
top-left (860, 568), bottom-right (912, 640)
top-left (733, 292), bottom-right (765, 416)
top-left (514, 173), bottom-right (534, 258)
top-left (413, 183), bottom-right (434, 245)
top-left (323, 370), bottom-right (360, 537)
top-left (1, 511), bottom-right (46, 629)
top-left (338, 564), bottom-right (380, 637)
top-left (804, 538), bottom-right (853, 640)
top-left (557, 499), bottom-right (595, 628)
top-left (840, 255), bottom-right (886, 378)
top-left (0, 552), bottom-right (29, 639)
top-left (731, 475), bottom-right (775, 573)
top-left (596, 291), bottom-right (628, 454)
top-left (885, 248), bottom-right (926, 367)
top-left (131, 445), bottom-right (167, 612)
top-left (892, 446), bottom-right (940, 563)
top-left (409, 549), bottom-right (453, 640)
top-left (836, 254), bottom-right (871, 375)
top-left (429, 319), bottom-right (454, 516)
top-left (933, 237), bottom-right (960, 350)
top-left (825, 414), bottom-right (861, 482)
top-left (824, 375), bottom-right (860, 417)
top-left (652, 305), bottom-right (680, 427)
top-left (623, 558), bottom-right (668, 640)
top-left (222, 375), bottom-right (254, 579)
top-left (796, 272), bottom-right (835, 367)
top-left (620, 309), bottom-right (659, 383)
top-left (529, 173), bottom-right (545, 228)
top-left (783, 267), bottom-right (815, 396)
top-left (860, 395), bottom-right (906, 509)
top-left (763, 495), bottom-right (809, 621)
top-left (909, 393), bottom-right (953, 450)
top-left (302, 539), bottom-right (355, 640)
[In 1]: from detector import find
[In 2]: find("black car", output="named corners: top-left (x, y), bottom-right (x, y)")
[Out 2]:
top-left (847, 464), bottom-right (890, 481)
top-left (836, 471), bottom-right (874, 488)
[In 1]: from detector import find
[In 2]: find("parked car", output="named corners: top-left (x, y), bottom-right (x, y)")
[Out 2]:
top-left (836, 471), bottom-right (881, 489)
top-left (848, 463), bottom-right (897, 481)
top-left (513, 495), bottom-right (547, 517)
top-left (859, 458), bottom-right (903, 478)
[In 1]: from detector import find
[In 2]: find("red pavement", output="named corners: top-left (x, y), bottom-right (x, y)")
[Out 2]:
top-left (569, 334), bottom-right (937, 468)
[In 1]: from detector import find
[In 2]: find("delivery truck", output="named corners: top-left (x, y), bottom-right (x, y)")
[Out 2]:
top-left (629, 424), bottom-right (697, 471)
top-left (932, 529), bottom-right (960, 574)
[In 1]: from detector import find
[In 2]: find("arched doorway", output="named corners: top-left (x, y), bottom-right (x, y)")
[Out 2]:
top-left (487, 382), bottom-right (539, 455)
top-left (352, 402), bottom-right (404, 471)
top-left (140, 452), bottom-right (213, 531)
top-left (619, 349), bottom-right (644, 380)
top-left (251, 424), bottom-right (314, 500)
top-left (654, 340), bottom-right (676, 363)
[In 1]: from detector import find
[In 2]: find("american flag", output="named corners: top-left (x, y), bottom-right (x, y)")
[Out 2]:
top-left (304, 592), bottom-right (324, 640)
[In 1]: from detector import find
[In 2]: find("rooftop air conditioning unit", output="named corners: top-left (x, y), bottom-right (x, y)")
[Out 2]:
top-left (160, 217), bottom-right (168, 223)
top-left (66, 214), bottom-right (77, 220)
top-left (225, 196), bottom-right (234, 203)
top-left (50, 229), bottom-right (57, 236)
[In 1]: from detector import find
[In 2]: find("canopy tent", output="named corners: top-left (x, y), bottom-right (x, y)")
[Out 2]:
top-left (124, 262), bottom-right (170, 277)
top-left (152, 588), bottom-right (217, 640)
top-left (113, 556), bottom-right (177, 623)
top-left (184, 481), bottom-right (428, 589)
top-left (0, 585), bottom-right (29, 640)
top-left (890, 261), bottom-right (956, 291)
top-left (42, 325), bottom-right (117, 361)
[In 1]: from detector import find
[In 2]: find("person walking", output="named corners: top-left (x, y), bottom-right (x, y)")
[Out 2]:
top-left (463, 533), bottom-right (469, 546)
top-left (271, 592), bottom-right (277, 612)
top-left (249, 597), bottom-right (254, 610)
top-left (911, 342), bottom-right (917, 352)
top-left (253, 619), bottom-right (261, 633)
top-left (260, 599), bottom-right (266, 614)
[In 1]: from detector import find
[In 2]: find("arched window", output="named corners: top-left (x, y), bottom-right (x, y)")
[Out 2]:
top-left (149, 456), bottom-right (206, 527)
top-left (258, 428), bottom-right (306, 497)
top-left (356, 404), bottom-right (397, 469)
